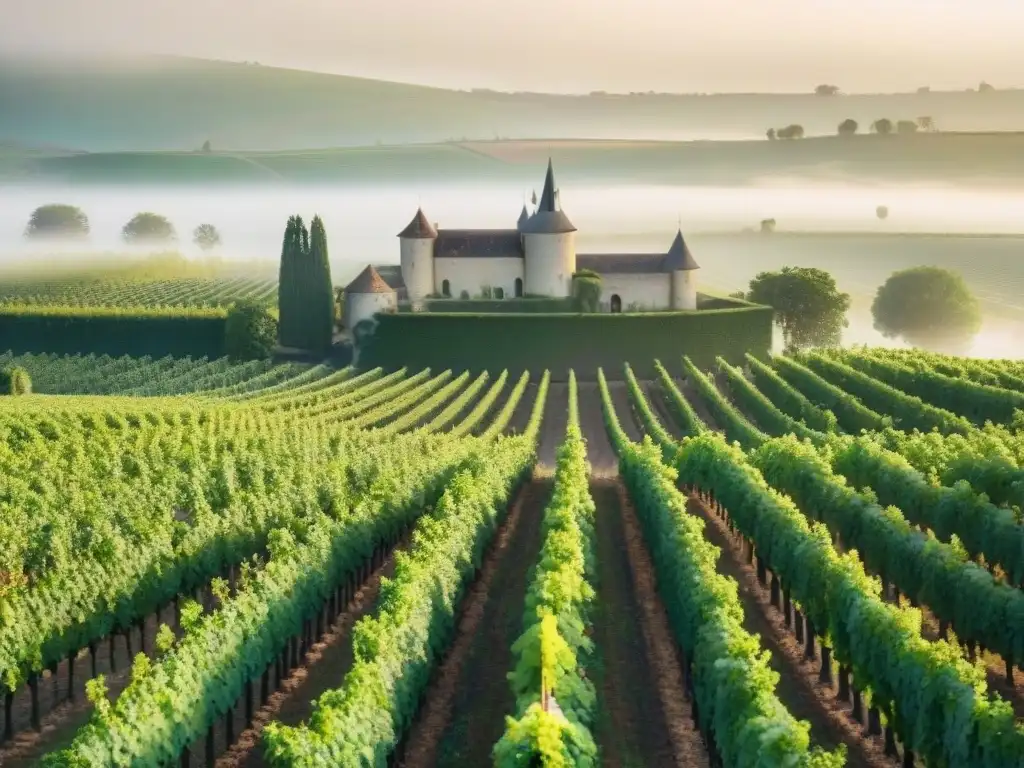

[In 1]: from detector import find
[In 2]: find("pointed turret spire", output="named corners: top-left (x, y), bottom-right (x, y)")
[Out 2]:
top-left (538, 158), bottom-right (558, 212)
top-left (518, 204), bottom-right (530, 230)
top-left (521, 159), bottom-right (576, 234)
top-left (397, 207), bottom-right (438, 239)
top-left (665, 228), bottom-right (700, 271)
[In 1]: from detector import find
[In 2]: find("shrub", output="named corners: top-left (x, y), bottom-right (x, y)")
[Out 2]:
top-left (225, 300), bottom-right (278, 360)
top-left (0, 367), bottom-right (32, 395)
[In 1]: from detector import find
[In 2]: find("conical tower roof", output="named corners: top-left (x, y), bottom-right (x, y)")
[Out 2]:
top-left (665, 229), bottom-right (700, 271)
top-left (517, 204), bottom-right (530, 230)
top-left (521, 159), bottom-right (576, 234)
top-left (397, 207), bottom-right (438, 239)
top-left (345, 264), bottom-right (395, 294)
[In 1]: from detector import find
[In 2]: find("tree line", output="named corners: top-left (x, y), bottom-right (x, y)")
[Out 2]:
top-left (736, 265), bottom-right (980, 354)
top-left (23, 204), bottom-right (222, 251)
top-left (767, 115), bottom-right (936, 140)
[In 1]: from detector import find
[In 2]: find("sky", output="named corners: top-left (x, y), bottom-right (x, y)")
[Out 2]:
top-left (3, 0), bottom-right (1023, 94)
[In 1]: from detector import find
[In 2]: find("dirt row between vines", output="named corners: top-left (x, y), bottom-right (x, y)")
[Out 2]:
top-left (396, 479), bottom-right (550, 768)
top-left (614, 379), bottom-right (893, 767)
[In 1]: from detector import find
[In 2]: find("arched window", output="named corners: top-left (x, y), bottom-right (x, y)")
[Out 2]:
top-left (441, 279), bottom-right (451, 297)
top-left (494, 287), bottom-right (505, 299)
top-left (610, 294), bottom-right (622, 313)
top-left (514, 278), bottom-right (523, 297)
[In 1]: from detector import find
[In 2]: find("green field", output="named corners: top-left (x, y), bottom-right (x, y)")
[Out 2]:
top-left (1, 346), bottom-right (1024, 767)
top-left (6, 133), bottom-right (1024, 187)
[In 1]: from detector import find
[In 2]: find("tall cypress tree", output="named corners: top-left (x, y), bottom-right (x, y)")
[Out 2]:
top-left (308, 215), bottom-right (335, 352)
top-left (277, 216), bottom-right (296, 347)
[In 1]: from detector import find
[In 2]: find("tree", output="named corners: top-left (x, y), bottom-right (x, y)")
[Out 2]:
top-left (917, 86), bottom-right (931, 95)
top-left (837, 118), bottom-right (859, 136)
top-left (276, 214), bottom-right (334, 353)
top-left (979, 81), bottom-right (995, 93)
top-left (760, 218), bottom-right (777, 234)
top-left (896, 120), bottom-right (919, 135)
top-left (815, 84), bottom-right (840, 96)
top-left (122, 212), bottom-right (176, 244)
top-left (24, 204), bottom-right (89, 240)
top-left (766, 127), bottom-right (777, 141)
top-left (747, 267), bottom-right (850, 350)
top-left (571, 269), bottom-right (602, 312)
top-left (917, 116), bottom-right (936, 132)
top-left (876, 205), bottom-right (890, 220)
top-left (871, 118), bottom-right (894, 135)
top-left (776, 124), bottom-right (805, 140)
top-left (201, 140), bottom-right (212, 153)
top-left (192, 223), bottom-right (222, 251)
top-left (225, 299), bottom-right (278, 360)
top-left (0, 367), bottom-right (31, 395)
top-left (872, 266), bottom-right (981, 353)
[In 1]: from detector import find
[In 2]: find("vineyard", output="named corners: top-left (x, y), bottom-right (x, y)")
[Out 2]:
top-left (2, 344), bottom-right (1024, 767)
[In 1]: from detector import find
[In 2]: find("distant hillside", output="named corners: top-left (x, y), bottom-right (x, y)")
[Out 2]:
top-left (4, 56), bottom-right (1024, 151)
top-left (5, 134), bottom-right (1024, 187)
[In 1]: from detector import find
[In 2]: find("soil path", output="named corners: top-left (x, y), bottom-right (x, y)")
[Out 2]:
top-left (689, 494), bottom-right (894, 768)
top-left (216, 542), bottom-right (409, 768)
top-left (606, 381), bottom-right (645, 444)
top-left (644, 381), bottom-right (684, 440)
top-left (576, 382), bottom-right (619, 475)
top-left (397, 480), bottom-right (548, 768)
top-left (537, 383), bottom-right (568, 472)
top-left (591, 481), bottom-right (709, 768)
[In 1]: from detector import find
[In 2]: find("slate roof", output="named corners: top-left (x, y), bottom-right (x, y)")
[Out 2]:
top-left (435, 229), bottom-right (525, 259)
top-left (576, 253), bottom-right (669, 274)
top-left (373, 264), bottom-right (406, 291)
top-left (521, 159), bottom-right (577, 234)
top-left (397, 208), bottom-right (438, 239)
top-left (345, 264), bottom-right (395, 294)
top-left (664, 229), bottom-right (700, 271)
top-left (517, 205), bottom-right (530, 230)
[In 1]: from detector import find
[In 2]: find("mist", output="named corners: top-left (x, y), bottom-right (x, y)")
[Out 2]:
top-left (2, 180), bottom-right (1023, 357)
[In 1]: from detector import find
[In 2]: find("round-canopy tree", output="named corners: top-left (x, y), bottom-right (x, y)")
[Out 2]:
top-left (837, 118), bottom-right (859, 136)
top-left (747, 266), bottom-right (850, 350)
top-left (225, 299), bottom-right (278, 360)
top-left (872, 266), bottom-right (981, 352)
top-left (122, 212), bottom-right (176, 244)
top-left (193, 223), bottom-right (222, 252)
top-left (571, 269), bottom-right (602, 312)
top-left (0, 367), bottom-right (32, 395)
top-left (24, 204), bottom-right (90, 240)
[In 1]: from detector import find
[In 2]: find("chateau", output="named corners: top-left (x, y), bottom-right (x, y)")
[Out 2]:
top-left (344, 160), bottom-right (701, 329)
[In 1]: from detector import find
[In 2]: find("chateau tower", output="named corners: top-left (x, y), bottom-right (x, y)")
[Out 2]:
top-left (665, 229), bottom-right (700, 310)
top-left (521, 159), bottom-right (577, 297)
top-left (398, 208), bottom-right (437, 299)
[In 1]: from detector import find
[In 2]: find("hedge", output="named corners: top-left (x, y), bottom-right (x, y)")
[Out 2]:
top-left (0, 307), bottom-right (227, 358)
top-left (357, 306), bottom-right (772, 381)
top-left (402, 297), bottom-right (575, 313)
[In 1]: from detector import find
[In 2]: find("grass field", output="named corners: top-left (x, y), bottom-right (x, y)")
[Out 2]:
top-left (4, 55), bottom-right (1024, 152)
top-left (6, 133), bottom-right (1024, 187)
top-left (2, 347), bottom-right (1024, 767)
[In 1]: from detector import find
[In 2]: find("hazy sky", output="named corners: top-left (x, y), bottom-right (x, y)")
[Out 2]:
top-left (3, 0), bottom-right (1022, 93)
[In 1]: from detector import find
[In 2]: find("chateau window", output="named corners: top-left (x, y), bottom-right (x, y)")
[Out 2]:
top-left (441, 279), bottom-right (451, 297)
top-left (494, 287), bottom-right (505, 299)
top-left (514, 278), bottom-right (523, 298)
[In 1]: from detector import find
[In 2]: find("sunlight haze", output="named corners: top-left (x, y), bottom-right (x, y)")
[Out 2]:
top-left (3, 0), bottom-right (1022, 93)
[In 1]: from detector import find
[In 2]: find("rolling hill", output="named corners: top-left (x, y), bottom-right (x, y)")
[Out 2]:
top-left (4, 55), bottom-right (1024, 151)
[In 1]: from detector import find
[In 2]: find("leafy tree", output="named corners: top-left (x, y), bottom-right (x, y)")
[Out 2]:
top-left (122, 212), bottom-right (176, 244)
top-left (815, 84), bottom-right (840, 96)
top-left (225, 299), bottom-right (278, 360)
top-left (0, 366), bottom-right (31, 395)
top-left (571, 269), bottom-right (602, 312)
top-left (979, 81), bottom-right (995, 93)
top-left (837, 118), bottom-right (858, 136)
top-left (766, 127), bottom-right (777, 141)
top-left (24, 204), bottom-right (89, 240)
top-left (871, 118), bottom-right (894, 135)
top-left (334, 287), bottom-right (346, 330)
top-left (747, 267), bottom-right (850, 350)
top-left (760, 218), bottom-right (777, 233)
top-left (917, 86), bottom-right (931, 94)
top-left (192, 223), bottom-right (221, 251)
top-left (897, 120), bottom-right (919, 134)
top-left (201, 140), bottom-right (212, 153)
top-left (872, 266), bottom-right (981, 352)
top-left (917, 115), bottom-right (936, 131)
top-left (776, 124), bottom-right (805, 140)
top-left (876, 205), bottom-right (889, 220)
